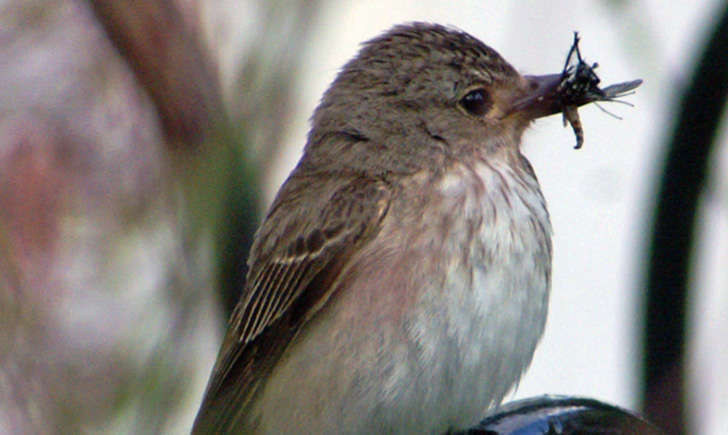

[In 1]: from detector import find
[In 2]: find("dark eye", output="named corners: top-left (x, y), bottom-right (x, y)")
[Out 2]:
top-left (460, 88), bottom-right (492, 116)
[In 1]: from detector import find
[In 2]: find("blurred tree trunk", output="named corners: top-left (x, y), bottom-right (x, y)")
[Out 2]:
top-left (0, 0), bottom-right (321, 432)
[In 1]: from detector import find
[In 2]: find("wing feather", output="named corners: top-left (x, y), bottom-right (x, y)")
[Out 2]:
top-left (192, 174), bottom-right (391, 433)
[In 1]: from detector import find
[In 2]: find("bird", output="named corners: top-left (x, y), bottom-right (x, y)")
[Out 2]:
top-left (193, 22), bottom-right (595, 433)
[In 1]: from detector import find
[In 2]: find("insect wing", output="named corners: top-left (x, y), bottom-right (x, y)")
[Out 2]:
top-left (601, 79), bottom-right (644, 99)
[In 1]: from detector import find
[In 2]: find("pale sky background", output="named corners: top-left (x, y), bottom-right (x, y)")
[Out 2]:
top-left (204, 1), bottom-right (728, 433)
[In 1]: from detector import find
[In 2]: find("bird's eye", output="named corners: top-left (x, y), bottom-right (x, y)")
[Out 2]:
top-left (460, 88), bottom-right (492, 116)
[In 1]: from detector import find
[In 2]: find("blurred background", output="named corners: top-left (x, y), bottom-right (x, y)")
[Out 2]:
top-left (0, 0), bottom-right (726, 433)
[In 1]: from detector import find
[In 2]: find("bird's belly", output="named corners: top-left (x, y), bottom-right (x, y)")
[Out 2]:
top-left (395, 219), bottom-right (551, 432)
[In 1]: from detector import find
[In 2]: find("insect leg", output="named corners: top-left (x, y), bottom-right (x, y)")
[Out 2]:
top-left (563, 105), bottom-right (584, 149)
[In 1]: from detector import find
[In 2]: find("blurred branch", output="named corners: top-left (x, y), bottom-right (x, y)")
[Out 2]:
top-left (87, 0), bottom-right (327, 321)
top-left (1, 0), bottom-right (325, 431)
top-left (87, 0), bottom-right (226, 149)
top-left (87, 0), bottom-right (248, 322)
top-left (641, 3), bottom-right (728, 434)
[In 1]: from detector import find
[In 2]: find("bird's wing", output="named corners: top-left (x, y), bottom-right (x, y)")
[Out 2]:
top-left (192, 174), bottom-right (391, 433)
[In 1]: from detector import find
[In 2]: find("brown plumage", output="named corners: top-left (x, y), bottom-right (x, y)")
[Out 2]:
top-left (192, 23), bottom-right (640, 433)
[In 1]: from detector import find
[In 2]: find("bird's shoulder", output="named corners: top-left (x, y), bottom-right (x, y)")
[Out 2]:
top-left (237, 171), bottom-right (392, 342)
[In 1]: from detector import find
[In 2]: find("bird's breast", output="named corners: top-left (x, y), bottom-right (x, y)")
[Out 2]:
top-left (385, 157), bottom-right (553, 431)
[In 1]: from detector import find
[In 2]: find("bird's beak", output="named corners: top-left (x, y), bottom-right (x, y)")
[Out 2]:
top-left (507, 74), bottom-right (565, 120)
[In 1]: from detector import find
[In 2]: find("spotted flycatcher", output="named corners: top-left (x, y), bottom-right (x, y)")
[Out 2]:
top-left (192, 23), bottom-right (640, 433)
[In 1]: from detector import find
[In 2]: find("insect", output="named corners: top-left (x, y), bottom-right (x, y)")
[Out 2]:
top-left (557, 33), bottom-right (642, 149)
